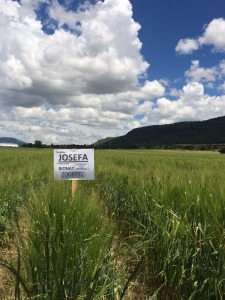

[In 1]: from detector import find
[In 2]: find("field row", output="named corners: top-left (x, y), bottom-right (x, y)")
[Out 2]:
top-left (0, 148), bottom-right (225, 299)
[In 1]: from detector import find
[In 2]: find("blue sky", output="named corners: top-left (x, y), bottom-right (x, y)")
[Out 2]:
top-left (0, 0), bottom-right (225, 144)
top-left (131, 0), bottom-right (225, 92)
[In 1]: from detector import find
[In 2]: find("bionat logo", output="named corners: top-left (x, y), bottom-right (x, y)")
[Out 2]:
top-left (59, 153), bottom-right (88, 162)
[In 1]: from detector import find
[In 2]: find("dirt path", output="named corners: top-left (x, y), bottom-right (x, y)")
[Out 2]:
top-left (0, 244), bottom-right (16, 300)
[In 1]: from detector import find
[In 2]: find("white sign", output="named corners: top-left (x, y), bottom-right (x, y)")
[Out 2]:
top-left (54, 149), bottom-right (94, 180)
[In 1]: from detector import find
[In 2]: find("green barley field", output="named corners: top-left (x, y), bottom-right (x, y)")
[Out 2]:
top-left (0, 148), bottom-right (225, 299)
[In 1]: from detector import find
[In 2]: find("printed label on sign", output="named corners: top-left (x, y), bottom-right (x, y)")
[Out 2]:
top-left (54, 149), bottom-right (94, 180)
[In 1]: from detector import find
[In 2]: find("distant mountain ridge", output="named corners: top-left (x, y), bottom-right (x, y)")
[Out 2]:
top-left (95, 116), bottom-right (225, 149)
top-left (0, 137), bottom-right (27, 145)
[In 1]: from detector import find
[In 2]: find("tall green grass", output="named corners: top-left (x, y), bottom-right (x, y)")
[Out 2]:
top-left (8, 182), bottom-right (119, 299)
top-left (0, 149), bottom-right (126, 299)
top-left (92, 150), bottom-right (225, 299)
top-left (1, 148), bottom-right (225, 299)
top-left (0, 148), bottom-right (53, 244)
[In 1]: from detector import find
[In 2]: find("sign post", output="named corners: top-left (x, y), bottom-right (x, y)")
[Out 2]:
top-left (54, 149), bottom-right (94, 197)
top-left (72, 180), bottom-right (77, 197)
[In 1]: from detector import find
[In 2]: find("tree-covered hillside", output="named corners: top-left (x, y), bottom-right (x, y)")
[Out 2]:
top-left (96, 116), bottom-right (225, 149)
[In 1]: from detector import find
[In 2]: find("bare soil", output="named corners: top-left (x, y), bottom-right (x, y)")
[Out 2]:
top-left (0, 244), bottom-right (16, 300)
top-left (0, 239), bottom-right (151, 300)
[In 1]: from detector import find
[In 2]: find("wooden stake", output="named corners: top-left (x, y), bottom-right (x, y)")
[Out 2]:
top-left (72, 180), bottom-right (77, 197)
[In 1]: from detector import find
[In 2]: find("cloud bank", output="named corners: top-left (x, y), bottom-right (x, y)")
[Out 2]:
top-left (0, 1), bottom-right (225, 144)
top-left (0, 0), bottom-right (166, 143)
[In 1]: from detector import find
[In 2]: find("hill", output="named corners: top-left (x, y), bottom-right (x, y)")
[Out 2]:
top-left (0, 137), bottom-right (27, 145)
top-left (93, 137), bottom-right (115, 147)
top-left (95, 116), bottom-right (225, 149)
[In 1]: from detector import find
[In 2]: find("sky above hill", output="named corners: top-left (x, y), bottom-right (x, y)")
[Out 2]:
top-left (0, 0), bottom-right (225, 144)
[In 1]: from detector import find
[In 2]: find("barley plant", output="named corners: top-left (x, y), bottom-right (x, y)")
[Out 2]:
top-left (92, 149), bottom-right (225, 299)
top-left (0, 148), bottom-right (52, 244)
top-left (9, 182), bottom-right (120, 299)
top-left (1, 148), bottom-right (225, 299)
top-left (0, 148), bottom-right (125, 299)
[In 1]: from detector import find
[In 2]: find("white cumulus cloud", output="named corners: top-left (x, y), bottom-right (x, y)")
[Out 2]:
top-left (176, 18), bottom-right (225, 54)
top-left (0, 0), bottom-right (153, 143)
top-left (137, 81), bottom-right (225, 126)
top-left (199, 18), bottom-right (225, 52)
top-left (185, 60), bottom-right (217, 83)
top-left (175, 38), bottom-right (199, 55)
top-left (1, 1), bottom-right (225, 145)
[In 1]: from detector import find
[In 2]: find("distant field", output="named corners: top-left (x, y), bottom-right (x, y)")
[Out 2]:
top-left (0, 148), bottom-right (225, 299)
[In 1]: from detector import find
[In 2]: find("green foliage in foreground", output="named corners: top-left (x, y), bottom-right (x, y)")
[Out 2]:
top-left (11, 183), bottom-right (118, 299)
top-left (0, 149), bottom-right (125, 299)
top-left (0, 148), bottom-right (225, 299)
top-left (0, 148), bottom-right (52, 243)
top-left (92, 150), bottom-right (225, 299)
